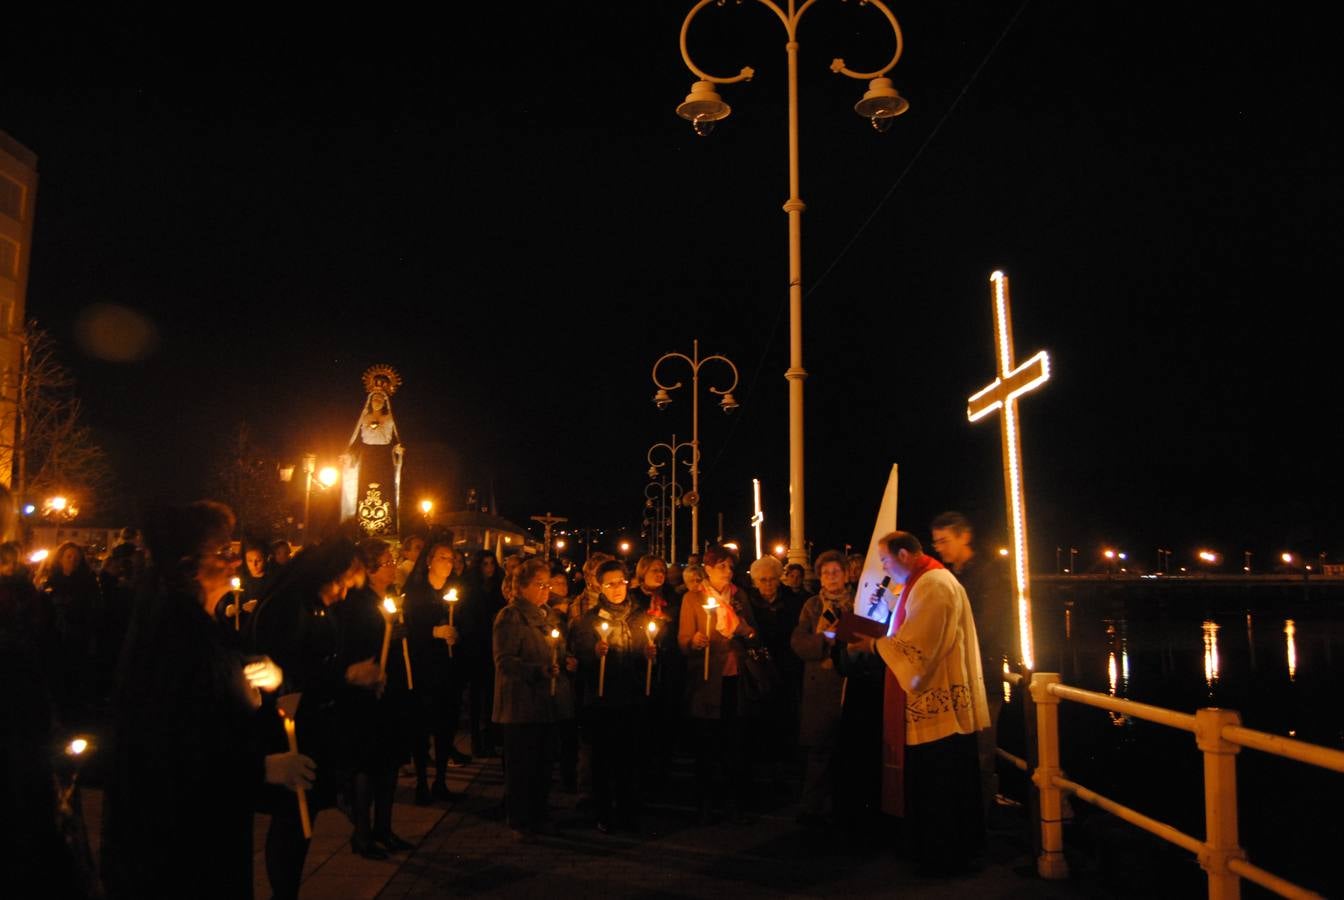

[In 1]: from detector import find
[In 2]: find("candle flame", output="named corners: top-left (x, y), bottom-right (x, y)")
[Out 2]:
top-left (230, 576), bottom-right (241, 590)
top-left (648, 621), bottom-right (658, 634)
top-left (68, 738), bottom-right (88, 756)
top-left (600, 621), bottom-right (610, 633)
top-left (704, 596), bottom-right (719, 610)
top-left (383, 597), bottom-right (398, 614)
top-left (444, 589), bottom-right (458, 603)
top-left (550, 628), bottom-right (560, 639)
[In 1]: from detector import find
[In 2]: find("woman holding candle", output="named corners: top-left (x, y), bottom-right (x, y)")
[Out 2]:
top-left (569, 560), bottom-right (656, 833)
top-left (248, 537), bottom-right (380, 900)
top-left (679, 544), bottom-right (762, 824)
top-left (103, 501), bottom-right (313, 900)
top-left (790, 550), bottom-right (852, 828)
top-left (338, 540), bottom-right (417, 857)
top-left (402, 540), bottom-right (471, 804)
top-left (631, 555), bottom-right (683, 798)
top-left (492, 557), bottom-right (563, 838)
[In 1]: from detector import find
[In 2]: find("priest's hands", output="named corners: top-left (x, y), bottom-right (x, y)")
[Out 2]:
top-left (847, 635), bottom-right (878, 656)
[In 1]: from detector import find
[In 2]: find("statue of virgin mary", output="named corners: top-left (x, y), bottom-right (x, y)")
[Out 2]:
top-left (340, 365), bottom-right (405, 536)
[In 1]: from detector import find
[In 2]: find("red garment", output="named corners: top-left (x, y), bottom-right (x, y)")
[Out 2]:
top-left (880, 554), bottom-right (945, 816)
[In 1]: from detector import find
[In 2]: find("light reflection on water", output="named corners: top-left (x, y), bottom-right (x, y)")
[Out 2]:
top-left (1285, 619), bottom-right (1297, 682)
top-left (1202, 620), bottom-right (1221, 688)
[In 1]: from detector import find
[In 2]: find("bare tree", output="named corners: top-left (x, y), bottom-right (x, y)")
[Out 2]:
top-left (208, 422), bottom-right (290, 539)
top-left (1, 322), bottom-right (113, 521)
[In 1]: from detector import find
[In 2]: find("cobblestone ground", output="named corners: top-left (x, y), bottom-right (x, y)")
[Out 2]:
top-left (80, 745), bottom-right (1111, 899)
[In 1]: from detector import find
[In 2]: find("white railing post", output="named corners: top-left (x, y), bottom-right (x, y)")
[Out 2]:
top-left (1029, 672), bottom-right (1069, 878)
top-left (1195, 708), bottom-right (1245, 900)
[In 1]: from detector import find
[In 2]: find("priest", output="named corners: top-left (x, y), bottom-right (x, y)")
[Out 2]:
top-left (850, 530), bottom-right (990, 875)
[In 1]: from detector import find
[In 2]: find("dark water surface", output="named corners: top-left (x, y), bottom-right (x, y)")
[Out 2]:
top-left (996, 577), bottom-right (1343, 897)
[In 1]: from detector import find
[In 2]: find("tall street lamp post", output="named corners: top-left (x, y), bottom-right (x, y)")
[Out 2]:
top-left (647, 435), bottom-right (698, 564)
top-left (674, 0), bottom-right (909, 568)
top-left (302, 454), bottom-right (317, 541)
top-left (651, 342), bottom-right (739, 556)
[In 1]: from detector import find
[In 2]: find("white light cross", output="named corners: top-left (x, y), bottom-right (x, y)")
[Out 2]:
top-left (967, 270), bottom-right (1051, 671)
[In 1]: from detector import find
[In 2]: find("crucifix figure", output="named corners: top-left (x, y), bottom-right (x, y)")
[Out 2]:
top-left (966, 270), bottom-right (1051, 671)
top-left (531, 512), bottom-right (568, 561)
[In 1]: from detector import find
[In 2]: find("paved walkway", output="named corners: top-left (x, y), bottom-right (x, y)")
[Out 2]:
top-left (82, 754), bottom-right (1109, 899)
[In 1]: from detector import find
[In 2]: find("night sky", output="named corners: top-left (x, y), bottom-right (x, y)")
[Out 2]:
top-left (3, 3), bottom-right (1340, 568)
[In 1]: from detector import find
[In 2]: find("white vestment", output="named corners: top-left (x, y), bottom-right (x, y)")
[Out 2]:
top-left (875, 566), bottom-right (991, 746)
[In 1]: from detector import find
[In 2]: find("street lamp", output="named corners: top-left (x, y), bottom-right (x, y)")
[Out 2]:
top-left (300, 456), bottom-right (340, 542)
top-left (651, 342), bottom-right (739, 559)
top-left (647, 433), bottom-right (702, 564)
top-left (42, 495), bottom-right (79, 522)
top-left (675, 0), bottom-right (908, 568)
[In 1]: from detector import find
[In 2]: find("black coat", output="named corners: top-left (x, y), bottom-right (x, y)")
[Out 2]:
top-left (102, 584), bottom-right (266, 899)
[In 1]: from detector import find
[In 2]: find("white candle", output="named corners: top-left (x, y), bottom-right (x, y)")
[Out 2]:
top-left (549, 628), bottom-right (560, 697)
top-left (380, 596), bottom-right (397, 674)
top-left (646, 620), bottom-right (658, 696)
top-left (703, 596), bottom-right (719, 681)
top-left (280, 712), bottom-right (312, 839)
top-left (598, 621), bottom-right (610, 698)
top-left (443, 589), bottom-right (458, 658)
top-left (230, 576), bottom-right (243, 631)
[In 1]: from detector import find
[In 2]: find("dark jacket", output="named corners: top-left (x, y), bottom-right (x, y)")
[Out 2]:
top-left (791, 592), bottom-right (849, 747)
top-left (492, 598), bottom-right (557, 724)
top-left (569, 598), bottom-right (654, 712)
top-left (954, 553), bottom-right (1015, 667)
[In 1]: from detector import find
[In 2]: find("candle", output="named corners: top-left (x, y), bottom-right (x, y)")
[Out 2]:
top-left (703, 596), bottom-right (719, 681)
top-left (443, 589), bottom-right (459, 658)
top-left (597, 621), bottom-right (610, 698)
top-left (230, 576), bottom-right (243, 631)
top-left (549, 628), bottom-right (560, 697)
top-left (646, 620), bottom-right (658, 696)
top-left (380, 596), bottom-right (397, 675)
top-left (396, 597), bottom-right (414, 690)
top-left (280, 711), bottom-right (312, 839)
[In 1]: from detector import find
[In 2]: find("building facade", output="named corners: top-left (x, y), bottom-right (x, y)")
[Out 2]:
top-left (0, 131), bottom-right (38, 492)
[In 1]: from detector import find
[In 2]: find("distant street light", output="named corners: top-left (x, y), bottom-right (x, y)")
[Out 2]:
top-left (1280, 552), bottom-right (1294, 565)
top-left (618, 540), bottom-right (632, 557)
top-left (42, 495), bottom-right (79, 522)
top-left (300, 455), bottom-right (341, 540)
top-left (318, 467), bottom-right (339, 488)
top-left (647, 436), bottom-right (697, 564)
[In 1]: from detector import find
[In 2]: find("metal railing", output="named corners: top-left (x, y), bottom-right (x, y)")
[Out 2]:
top-left (1008, 670), bottom-right (1344, 899)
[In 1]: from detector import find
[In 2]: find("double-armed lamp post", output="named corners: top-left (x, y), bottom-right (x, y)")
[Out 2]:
top-left (652, 342), bottom-right (740, 559)
top-left (674, 0), bottom-right (909, 568)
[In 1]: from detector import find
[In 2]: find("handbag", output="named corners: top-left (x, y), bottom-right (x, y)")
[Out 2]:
top-left (733, 636), bottom-right (783, 708)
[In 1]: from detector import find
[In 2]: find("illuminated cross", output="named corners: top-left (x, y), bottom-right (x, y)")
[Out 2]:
top-left (750, 478), bottom-right (764, 561)
top-left (531, 512), bottom-right (568, 561)
top-left (967, 270), bottom-right (1051, 671)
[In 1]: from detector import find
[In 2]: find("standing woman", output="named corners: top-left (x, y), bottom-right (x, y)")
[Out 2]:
top-left (466, 550), bottom-right (505, 757)
top-left (492, 557), bottom-right (560, 837)
top-left (569, 560), bottom-right (656, 833)
top-left (402, 540), bottom-right (471, 803)
top-left (678, 544), bottom-right (762, 824)
top-left (248, 538), bottom-right (380, 900)
top-left (103, 501), bottom-right (312, 900)
top-left (340, 539), bottom-right (416, 857)
top-left (631, 555), bottom-right (682, 795)
top-left (790, 550), bottom-right (851, 827)
top-left (40, 541), bottom-right (102, 725)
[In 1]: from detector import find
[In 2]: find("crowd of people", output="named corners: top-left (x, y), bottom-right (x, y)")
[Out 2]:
top-left (0, 492), bottom-right (1012, 898)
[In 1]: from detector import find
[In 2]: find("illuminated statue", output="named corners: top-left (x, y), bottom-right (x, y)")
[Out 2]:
top-left (341, 365), bottom-right (404, 536)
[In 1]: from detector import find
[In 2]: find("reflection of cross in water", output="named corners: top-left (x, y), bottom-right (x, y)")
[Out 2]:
top-left (967, 270), bottom-right (1050, 671)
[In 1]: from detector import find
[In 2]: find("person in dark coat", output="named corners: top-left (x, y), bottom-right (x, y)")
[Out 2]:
top-left (745, 554), bottom-right (804, 793)
top-left (790, 550), bottom-right (850, 827)
top-left (402, 539), bottom-right (471, 803)
top-left (466, 550), bottom-right (505, 757)
top-left (248, 537), bottom-right (379, 900)
top-left (102, 501), bottom-right (312, 900)
top-left (492, 557), bottom-right (563, 837)
top-left (678, 544), bottom-right (763, 824)
top-left (339, 539), bottom-right (416, 857)
top-left (40, 541), bottom-right (102, 727)
top-left (570, 560), bottom-right (656, 833)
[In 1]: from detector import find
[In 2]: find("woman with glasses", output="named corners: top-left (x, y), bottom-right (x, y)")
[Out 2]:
top-left (402, 540), bottom-right (471, 804)
top-left (679, 544), bottom-right (762, 824)
top-left (568, 560), bottom-right (656, 833)
top-left (630, 555), bottom-right (683, 797)
top-left (492, 557), bottom-right (564, 837)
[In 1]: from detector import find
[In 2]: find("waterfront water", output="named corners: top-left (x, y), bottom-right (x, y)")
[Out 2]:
top-left (996, 577), bottom-right (1343, 896)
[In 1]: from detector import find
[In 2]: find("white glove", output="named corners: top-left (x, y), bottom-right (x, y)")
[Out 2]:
top-left (264, 751), bottom-right (316, 791)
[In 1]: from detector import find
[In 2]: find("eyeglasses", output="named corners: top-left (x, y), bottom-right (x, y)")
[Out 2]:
top-left (600, 580), bottom-right (628, 590)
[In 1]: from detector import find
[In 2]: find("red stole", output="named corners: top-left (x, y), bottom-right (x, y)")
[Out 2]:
top-left (880, 554), bottom-right (944, 816)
